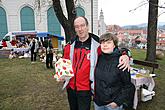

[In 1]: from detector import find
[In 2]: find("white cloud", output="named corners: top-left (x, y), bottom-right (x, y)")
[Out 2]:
top-left (98, 0), bottom-right (165, 26)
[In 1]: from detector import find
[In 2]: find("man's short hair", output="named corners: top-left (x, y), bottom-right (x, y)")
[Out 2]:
top-left (74, 16), bottom-right (89, 26)
top-left (100, 32), bottom-right (118, 47)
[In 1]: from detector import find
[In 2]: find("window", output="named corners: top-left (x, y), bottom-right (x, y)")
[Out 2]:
top-left (20, 6), bottom-right (35, 31)
top-left (47, 7), bottom-right (61, 35)
top-left (0, 7), bottom-right (8, 40)
top-left (76, 7), bottom-right (85, 16)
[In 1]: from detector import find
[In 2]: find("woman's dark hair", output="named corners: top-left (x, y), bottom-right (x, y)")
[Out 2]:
top-left (100, 32), bottom-right (118, 47)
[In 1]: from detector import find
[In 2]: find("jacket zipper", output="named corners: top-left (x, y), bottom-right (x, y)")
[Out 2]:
top-left (79, 53), bottom-right (86, 69)
top-left (74, 48), bottom-right (82, 91)
top-left (73, 51), bottom-right (77, 67)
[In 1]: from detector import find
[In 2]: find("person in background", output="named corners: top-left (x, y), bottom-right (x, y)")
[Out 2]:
top-left (2, 39), bottom-right (7, 47)
top-left (43, 38), bottom-right (53, 69)
top-left (94, 33), bottom-right (135, 110)
top-left (62, 16), bottom-right (131, 110)
top-left (10, 39), bottom-right (17, 47)
top-left (29, 38), bottom-right (39, 63)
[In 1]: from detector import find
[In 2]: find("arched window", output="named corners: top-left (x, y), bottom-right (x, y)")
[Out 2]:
top-left (47, 7), bottom-right (61, 35)
top-left (75, 7), bottom-right (85, 16)
top-left (20, 6), bottom-right (35, 31)
top-left (0, 7), bottom-right (8, 39)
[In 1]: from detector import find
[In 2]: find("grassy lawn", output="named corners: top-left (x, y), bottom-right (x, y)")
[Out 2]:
top-left (0, 58), bottom-right (69, 110)
top-left (0, 49), bottom-right (165, 110)
top-left (131, 49), bottom-right (165, 110)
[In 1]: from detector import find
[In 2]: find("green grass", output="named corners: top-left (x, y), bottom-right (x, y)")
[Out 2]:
top-left (0, 49), bottom-right (165, 110)
top-left (0, 58), bottom-right (69, 110)
top-left (131, 49), bottom-right (165, 110)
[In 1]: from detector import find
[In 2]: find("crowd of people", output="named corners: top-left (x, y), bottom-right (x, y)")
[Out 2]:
top-left (2, 37), bottom-right (30, 48)
top-left (28, 38), bottom-right (61, 67)
top-left (6, 36), bottom-right (61, 68)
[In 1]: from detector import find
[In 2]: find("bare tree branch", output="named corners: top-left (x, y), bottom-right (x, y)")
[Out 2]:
top-left (52, 0), bottom-right (68, 27)
top-left (130, 0), bottom-right (165, 13)
top-left (158, 11), bottom-right (165, 17)
top-left (75, 0), bottom-right (78, 4)
top-left (146, 0), bottom-right (165, 8)
top-left (37, 0), bottom-right (41, 9)
top-left (52, 0), bottom-right (76, 42)
top-left (129, 2), bottom-right (148, 12)
top-left (159, 1), bottom-right (165, 8)
top-left (65, 0), bottom-right (76, 21)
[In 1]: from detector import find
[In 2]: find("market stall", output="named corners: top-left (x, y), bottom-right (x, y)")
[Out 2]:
top-left (36, 32), bottom-right (64, 49)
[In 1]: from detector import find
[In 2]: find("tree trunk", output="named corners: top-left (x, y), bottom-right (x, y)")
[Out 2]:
top-left (52, 0), bottom-right (76, 43)
top-left (146, 0), bottom-right (158, 62)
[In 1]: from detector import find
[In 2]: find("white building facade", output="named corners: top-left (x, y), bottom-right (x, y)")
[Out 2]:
top-left (0, 0), bottom-right (98, 40)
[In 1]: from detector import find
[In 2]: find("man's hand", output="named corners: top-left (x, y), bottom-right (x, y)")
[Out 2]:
top-left (118, 55), bottom-right (130, 71)
top-left (57, 77), bottom-right (65, 83)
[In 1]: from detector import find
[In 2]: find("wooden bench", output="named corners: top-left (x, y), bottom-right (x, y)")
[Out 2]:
top-left (133, 59), bottom-right (159, 74)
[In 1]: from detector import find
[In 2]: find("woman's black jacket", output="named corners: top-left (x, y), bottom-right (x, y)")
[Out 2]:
top-left (94, 48), bottom-right (135, 109)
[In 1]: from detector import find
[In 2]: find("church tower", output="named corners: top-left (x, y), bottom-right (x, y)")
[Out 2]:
top-left (98, 9), bottom-right (106, 36)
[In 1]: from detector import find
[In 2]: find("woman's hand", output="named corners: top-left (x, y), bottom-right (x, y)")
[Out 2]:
top-left (118, 55), bottom-right (130, 71)
top-left (107, 102), bottom-right (118, 109)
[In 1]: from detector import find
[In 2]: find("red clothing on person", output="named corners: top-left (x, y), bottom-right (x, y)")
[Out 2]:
top-left (63, 39), bottom-right (91, 91)
top-left (10, 40), bottom-right (17, 46)
top-left (2, 41), bottom-right (7, 47)
top-left (63, 33), bottom-right (100, 91)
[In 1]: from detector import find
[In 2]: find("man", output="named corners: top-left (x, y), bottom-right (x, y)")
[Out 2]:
top-left (29, 38), bottom-right (39, 63)
top-left (63, 16), bottom-right (130, 110)
top-left (43, 38), bottom-right (53, 69)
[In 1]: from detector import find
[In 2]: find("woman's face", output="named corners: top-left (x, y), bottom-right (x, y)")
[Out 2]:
top-left (101, 40), bottom-right (115, 53)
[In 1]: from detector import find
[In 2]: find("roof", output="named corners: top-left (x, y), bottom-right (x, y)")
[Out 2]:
top-left (11, 31), bottom-right (37, 36)
top-left (36, 32), bottom-right (64, 41)
top-left (159, 33), bottom-right (165, 38)
top-left (118, 29), bottom-right (147, 35)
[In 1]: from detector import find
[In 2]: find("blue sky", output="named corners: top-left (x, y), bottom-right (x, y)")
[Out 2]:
top-left (98, 0), bottom-right (165, 26)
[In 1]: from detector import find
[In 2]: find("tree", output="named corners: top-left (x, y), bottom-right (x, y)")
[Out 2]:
top-left (52, 0), bottom-right (76, 43)
top-left (35, 0), bottom-right (77, 43)
top-left (146, 0), bottom-right (158, 62)
top-left (129, 0), bottom-right (165, 61)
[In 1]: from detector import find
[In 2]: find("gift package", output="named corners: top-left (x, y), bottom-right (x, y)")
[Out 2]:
top-left (53, 58), bottom-right (74, 89)
top-left (54, 58), bottom-right (74, 80)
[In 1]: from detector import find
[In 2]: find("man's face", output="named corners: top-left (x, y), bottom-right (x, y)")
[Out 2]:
top-left (74, 17), bottom-right (89, 39)
top-left (101, 40), bottom-right (115, 53)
